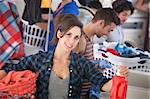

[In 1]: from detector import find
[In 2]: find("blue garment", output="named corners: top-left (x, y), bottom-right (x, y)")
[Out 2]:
top-left (115, 43), bottom-right (136, 56)
top-left (89, 85), bottom-right (101, 99)
top-left (2, 50), bottom-right (110, 99)
top-left (54, 0), bottom-right (79, 17)
top-left (89, 59), bottom-right (112, 99)
top-left (47, 16), bottom-right (56, 51)
top-left (91, 60), bottom-right (112, 69)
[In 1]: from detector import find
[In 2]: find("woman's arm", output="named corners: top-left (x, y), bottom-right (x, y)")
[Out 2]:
top-left (2, 52), bottom-right (47, 73)
top-left (81, 58), bottom-right (111, 91)
top-left (101, 80), bottom-right (112, 92)
top-left (82, 58), bottom-right (129, 92)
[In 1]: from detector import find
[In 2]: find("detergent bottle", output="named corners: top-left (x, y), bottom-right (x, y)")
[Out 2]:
top-left (110, 69), bottom-right (128, 99)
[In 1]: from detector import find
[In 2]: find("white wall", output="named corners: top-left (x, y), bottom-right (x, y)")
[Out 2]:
top-left (15, 0), bottom-right (25, 18)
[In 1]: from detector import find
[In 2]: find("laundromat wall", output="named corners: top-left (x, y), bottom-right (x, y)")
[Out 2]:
top-left (122, 10), bottom-right (148, 48)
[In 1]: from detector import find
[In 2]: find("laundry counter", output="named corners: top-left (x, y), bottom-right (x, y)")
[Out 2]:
top-left (127, 70), bottom-right (150, 99)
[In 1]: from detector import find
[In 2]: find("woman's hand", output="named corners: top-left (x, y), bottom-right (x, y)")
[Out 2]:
top-left (102, 66), bottom-right (129, 92)
top-left (0, 70), bottom-right (7, 80)
top-left (118, 66), bottom-right (129, 77)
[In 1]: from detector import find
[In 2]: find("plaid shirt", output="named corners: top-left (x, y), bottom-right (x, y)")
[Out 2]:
top-left (0, 1), bottom-right (25, 69)
top-left (3, 50), bottom-right (110, 99)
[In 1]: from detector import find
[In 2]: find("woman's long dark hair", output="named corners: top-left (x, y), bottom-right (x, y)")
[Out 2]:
top-left (51, 14), bottom-right (83, 44)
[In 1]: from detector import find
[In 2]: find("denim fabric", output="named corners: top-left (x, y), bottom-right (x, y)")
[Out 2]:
top-left (89, 85), bottom-right (101, 99)
top-left (91, 60), bottom-right (112, 69)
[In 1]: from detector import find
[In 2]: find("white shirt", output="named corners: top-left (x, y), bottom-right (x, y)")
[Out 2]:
top-left (92, 35), bottom-right (107, 44)
top-left (106, 25), bottom-right (124, 44)
top-left (127, 0), bottom-right (137, 5)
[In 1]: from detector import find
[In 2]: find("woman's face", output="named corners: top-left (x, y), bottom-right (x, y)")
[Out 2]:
top-left (58, 26), bottom-right (82, 52)
top-left (118, 10), bottom-right (131, 24)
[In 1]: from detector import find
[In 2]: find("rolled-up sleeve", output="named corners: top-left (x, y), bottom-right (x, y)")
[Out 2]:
top-left (2, 53), bottom-right (41, 73)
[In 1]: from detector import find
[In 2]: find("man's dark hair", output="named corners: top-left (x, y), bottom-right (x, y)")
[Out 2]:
top-left (92, 8), bottom-right (120, 26)
top-left (87, 1), bottom-right (102, 9)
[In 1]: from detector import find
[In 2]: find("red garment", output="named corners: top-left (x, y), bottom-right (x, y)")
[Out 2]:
top-left (107, 48), bottom-right (120, 56)
top-left (110, 76), bottom-right (128, 99)
top-left (0, 70), bottom-right (38, 97)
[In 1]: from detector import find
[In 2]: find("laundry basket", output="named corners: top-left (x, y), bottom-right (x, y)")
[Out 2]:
top-left (93, 43), bottom-right (150, 78)
top-left (0, 93), bottom-right (35, 99)
top-left (22, 20), bottom-right (47, 48)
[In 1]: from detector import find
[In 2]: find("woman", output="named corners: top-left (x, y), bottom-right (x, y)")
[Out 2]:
top-left (0, 14), bottom-right (128, 99)
top-left (106, 0), bottom-right (134, 44)
top-left (48, 0), bottom-right (79, 51)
